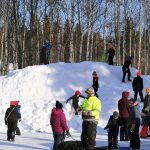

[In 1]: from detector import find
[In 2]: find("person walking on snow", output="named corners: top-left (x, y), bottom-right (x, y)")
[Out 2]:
top-left (50, 101), bottom-right (70, 150)
top-left (122, 56), bottom-right (133, 83)
top-left (92, 71), bottom-right (99, 97)
top-left (118, 91), bottom-right (130, 141)
top-left (105, 41), bottom-right (115, 65)
top-left (5, 101), bottom-right (19, 141)
top-left (77, 87), bottom-right (101, 150)
top-left (104, 111), bottom-right (120, 149)
top-left (66, 90), bottom-right (86, 115)
top-left (132, 71), bottom-right (144, 102)
top-left (15, 101), bottom-right (21, 135)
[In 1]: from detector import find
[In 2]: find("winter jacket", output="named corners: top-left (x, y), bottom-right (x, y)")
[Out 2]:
top-left (50, 108), bottom-right (69, 133)
top-left (66, 95), bottom-right (86, 109)
top-left (122, 59), bottom-right (131, 71)
top-left (118, 92), bottom-right (130, 118)
top-left (80, 96), bottom-right (101, 122)
top-left (142, 94), bottom-right (150, 116)
top-left (106, 48), bottom-right (115, 60)
top-left (5, 106), bottom-right (18, 124)
top-left (132, 76), bottom-right (143, 91)
top-left (104, 115), bottom-right (120, 137)
top-left (92, 76), bottom-right (99, 91)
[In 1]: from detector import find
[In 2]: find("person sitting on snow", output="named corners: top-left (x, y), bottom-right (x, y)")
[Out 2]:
top-left (66, 90), bottom-right (86, 115)
top-left (104, 111), bottom-right (120, 149)
top-left (50, 101), bottom-right (70, 150)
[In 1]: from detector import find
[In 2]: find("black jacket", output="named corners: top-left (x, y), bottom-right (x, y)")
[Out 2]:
top-left (106, 48), bottom-right (115, 60)
top-left (123, 59), bottom-right (131, 70)
top-left (132, 76), bottom-right (143, 91)
top-left (5, 106), bottom-right (18, 123)
top-left (142, 95), bottom-right (150, 115)
top-left (104, 115), bottom-right (120, 136)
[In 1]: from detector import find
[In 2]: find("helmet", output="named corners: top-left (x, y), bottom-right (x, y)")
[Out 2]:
top-left (113, 111), bottom-right (119, 119)
top-left (92, 71), bottom-right (97, 76)
top-left (75, 90), bottom-right (81, 95)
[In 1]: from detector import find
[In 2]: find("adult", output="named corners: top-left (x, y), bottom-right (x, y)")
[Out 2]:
top-left (105, 41), bottom-right (115, 65)
top-left (50, 101), bottom-right (70, 150)
top-left (140, 88), bottom-right (150, 138)
top-left (118, 91), bottom-right (130, 141)
top-left (132, 71), bottom-right (144, 102)
top-left (5, 101), bottom-right (18, 141)
top-left (77, 87), bottom-right (101, 150)
top-left (40, 40), bottom-right (52, 65)
top-left (128, 98), bottom-right (141, 150)
top-left (122, 56), bottom-right (133, 83)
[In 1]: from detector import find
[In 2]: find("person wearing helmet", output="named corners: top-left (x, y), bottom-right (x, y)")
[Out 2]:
top-left (122, 56), bottom-right (133, 83)
top-left (66, 90), bottom-right (86, 115)
top-left (132, 71), bottom-right (144, 102)
top-left (92, 71), bottom-right (99, 97)
top-left (104, 111), bottom-right (120, 149)
top-left (4, 101), bottom-right (19, 141)
top-left (77, 87), bottom-right (102, 150)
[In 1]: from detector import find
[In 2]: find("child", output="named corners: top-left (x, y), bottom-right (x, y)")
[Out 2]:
top-left (128, 98), bottom-right (141, 150)
top-left (104, 111), bottom-right (120, 149)
top-left (50, 101), bottom-right (70, 150)
top-left (5, 101), bottom-right (18, 141)
top-left (15, 101), bottom-right (21, 135)
top-left (92, 71), bottom-right (99, 97)
top-left (66, 90), bottom-right (86, 115)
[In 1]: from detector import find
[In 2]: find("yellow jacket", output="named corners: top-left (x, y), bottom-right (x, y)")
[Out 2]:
top-left (80, 96), bottom-right (101, 122)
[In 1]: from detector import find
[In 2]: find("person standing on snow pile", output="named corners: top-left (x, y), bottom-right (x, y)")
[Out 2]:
top-left (77, 87), bottom-right (101, 150)
top-left (15, 101), bottom-right (21, 135)
top-left (40, 40), bottom-right (52, 65)
top-left (92, 71), bottom-right (99, 97)
top-left (105, 41), bottom-right (115, 65)
top-left (132, 71), bottom-right (144, 102)
top-left (66, 90), bottom-right (86, 115)
top-left (140, 88), bottom-right (150, 138)
top-left (122, 56), bottom-right (133, 83)
top-left (104, 111), bottom-right (120, 149)
top-left (50, 101), bottom-right (70, 150)
top-left (4, 101), bottom-right (19, 141)
top-left (128, 98), bottom-right (141, 150)
top-left (118, 91), bottom-right (130, 141)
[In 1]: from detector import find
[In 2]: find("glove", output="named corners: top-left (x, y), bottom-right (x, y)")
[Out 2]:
top-left (19, 119), bottom-right (21, 122)
top-left (82, 111), bottom-right (88, 118)
top-left (66, 130), bottom-right (70, 136)
top-left (5, 121), bottom-right (7, 125)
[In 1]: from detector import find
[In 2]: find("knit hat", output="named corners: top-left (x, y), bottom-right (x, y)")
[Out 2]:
top-left (136, 72), bottom-right (141, 76)
top-left (146, 88), bottom-right (150, 94)
top-left (75, 90), bottom-right (81, 95)
top-left (56, 101), bottom-right (63, 109)
top-left (10, 101), bottom-right (17, 106)
top-left (113, 111), bottom-right (119, 119)
top-left (85, 87), bottom-right (95, 95)
top-left (92, 71), bottom-right (97, 76)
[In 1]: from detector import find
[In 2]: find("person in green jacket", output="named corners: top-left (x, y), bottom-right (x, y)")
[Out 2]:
top-left (77, 87), bottom-right (102, 150)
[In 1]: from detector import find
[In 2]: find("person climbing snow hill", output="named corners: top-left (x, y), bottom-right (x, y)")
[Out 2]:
top-left (92, 71), bottom-right (99, 97)
top-left (66, 90), bottom-right (86, 115)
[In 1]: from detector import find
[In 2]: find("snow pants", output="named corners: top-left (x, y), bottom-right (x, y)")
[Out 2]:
top-left (7, 121), bottom-right (17, 141)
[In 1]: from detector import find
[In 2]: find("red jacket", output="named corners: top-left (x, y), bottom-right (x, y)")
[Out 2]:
top-left (118, 91), bottom-right (130, 118)
top-left (50, 108), bottom-right (69, 133)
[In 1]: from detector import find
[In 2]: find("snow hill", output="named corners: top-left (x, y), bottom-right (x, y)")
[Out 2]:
top-left (0, 61), bottom-right (150, 150)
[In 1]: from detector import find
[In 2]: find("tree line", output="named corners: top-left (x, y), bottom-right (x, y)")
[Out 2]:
top-left (0, 0), bottom-right (149, 75)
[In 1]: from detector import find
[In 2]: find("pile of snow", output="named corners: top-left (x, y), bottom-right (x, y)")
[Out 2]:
top-left (0, 61), bottom-right (150, 150)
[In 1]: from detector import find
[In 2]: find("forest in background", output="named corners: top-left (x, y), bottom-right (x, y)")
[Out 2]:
top-left (0, 0), bottom-right (149, 74)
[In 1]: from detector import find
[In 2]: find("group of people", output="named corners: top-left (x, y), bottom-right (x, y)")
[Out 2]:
top-left (4, 101), bottom-right (21, 141)
top-left (50, 86), bottom-right (102, 150)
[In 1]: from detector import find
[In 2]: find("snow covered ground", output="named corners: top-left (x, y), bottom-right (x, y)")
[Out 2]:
top-left (0, 61), bottom-right (150, 150)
